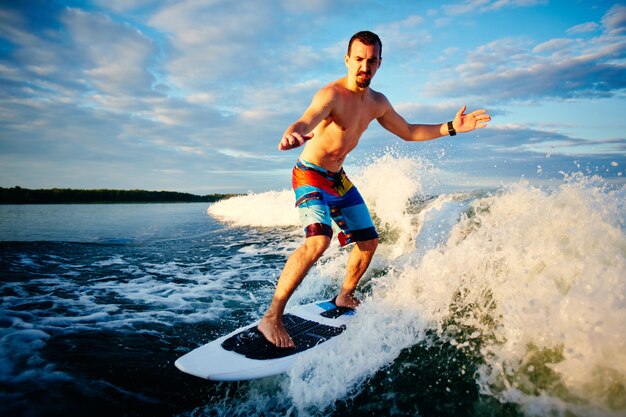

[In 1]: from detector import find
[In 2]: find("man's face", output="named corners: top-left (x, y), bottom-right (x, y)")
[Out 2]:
top-left (345, 40), bottom-right (382, 89)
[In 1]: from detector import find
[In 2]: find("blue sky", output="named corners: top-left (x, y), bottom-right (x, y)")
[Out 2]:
top-left (1, 0), bottom-right (624, 194)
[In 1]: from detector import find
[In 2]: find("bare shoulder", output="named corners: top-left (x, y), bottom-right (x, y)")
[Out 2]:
top-left (369, 89), bottom-right (391, 106)
top-left (311, 82), bottom-right (342, 107)
top-left (368, 88), bottom-right (393, 117)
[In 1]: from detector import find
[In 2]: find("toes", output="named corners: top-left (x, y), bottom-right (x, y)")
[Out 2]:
top-left (278, 335), bottom-right (294, 348)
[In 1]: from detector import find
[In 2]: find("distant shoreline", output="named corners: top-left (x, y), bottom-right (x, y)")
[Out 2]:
top-left (0, 187), bottom-right (240, 204)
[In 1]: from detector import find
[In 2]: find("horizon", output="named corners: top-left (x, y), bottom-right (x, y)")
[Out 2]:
top-left (1, 1), bottom-right (625, 194)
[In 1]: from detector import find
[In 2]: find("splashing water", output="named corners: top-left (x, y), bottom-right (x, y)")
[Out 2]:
top-left (207, 155), bottom-right (626, 417)
top-left (208, 190), bottom-right (299, 227)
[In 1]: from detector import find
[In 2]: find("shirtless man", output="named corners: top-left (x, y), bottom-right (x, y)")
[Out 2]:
top-left (258, 31), bottom-right (491, 348)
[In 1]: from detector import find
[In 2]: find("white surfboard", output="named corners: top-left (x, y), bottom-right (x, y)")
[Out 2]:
top-left (174, 299), bottom-right (355, 381)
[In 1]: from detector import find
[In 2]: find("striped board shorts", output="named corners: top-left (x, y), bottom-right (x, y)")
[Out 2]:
top-left (292, 159), bottom-right (378, 246)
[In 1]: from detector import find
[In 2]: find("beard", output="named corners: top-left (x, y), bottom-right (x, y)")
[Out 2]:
top-left (356, 72), bottom-right (371, 88)
top-left (356, 79), bottom-right (371, 88)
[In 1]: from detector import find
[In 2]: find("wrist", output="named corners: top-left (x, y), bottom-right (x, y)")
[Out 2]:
top-left (447, 121), bottom-right (456, 136)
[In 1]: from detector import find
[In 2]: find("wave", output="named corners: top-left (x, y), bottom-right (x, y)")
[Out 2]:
top-left (208, 189), bottom-right (299, 227)
top-left (207, 155), bottom-right (626, 416)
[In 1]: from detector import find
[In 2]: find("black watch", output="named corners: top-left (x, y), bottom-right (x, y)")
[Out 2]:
top-left (447, 121), bottom-right (456, 136)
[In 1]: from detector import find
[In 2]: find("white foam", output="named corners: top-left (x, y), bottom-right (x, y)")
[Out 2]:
top-left (208, 190), bottom-right (299, 227)
top-left (92, 255), bottom-right (127, 267)
top-left (356, 154), bottom-right (425, 258)
top-left (283, 168), bottom-right (625, 416)
top-left (201, 155), bottom-right (625, 415)
top-left (0, 329), bottom-right (72, 385)
top-left (288, 299), bottom-right (426, 410)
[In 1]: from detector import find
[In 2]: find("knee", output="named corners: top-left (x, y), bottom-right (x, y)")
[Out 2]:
top-left (358, 237), bottom-right (379, 252)
top-left (303, 235), bottom-right (331, 259)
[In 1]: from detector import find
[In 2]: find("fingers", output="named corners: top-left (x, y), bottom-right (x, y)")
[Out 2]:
top-left (465, 109), bottom-right (491, 124)
top-left (452, 107), bottom-right (491, 133)
top-left (470, 109), bottom-right (490, 119)
top-left (471, 109), bottom-right (491, 126)
top-left (278, 132), bottom-right (314, 151)
top-left (278, 134), bottom-right (298, 150)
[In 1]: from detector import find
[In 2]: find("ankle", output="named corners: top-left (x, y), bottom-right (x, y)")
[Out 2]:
top-left (262, 304), bottom-right (285, 320)
top-left (335, 291), bottom-right (361, 308)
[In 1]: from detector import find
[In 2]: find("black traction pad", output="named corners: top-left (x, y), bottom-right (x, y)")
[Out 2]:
top-left (221, 314), bottom-right (347, 360)
top-left (320, 305), bottom-right (355, 319)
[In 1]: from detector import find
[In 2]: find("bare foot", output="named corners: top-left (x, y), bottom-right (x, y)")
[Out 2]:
top-left (334, 292), bottom-right (361, 309)
top-left (257, 314), bottom-right (295, 348)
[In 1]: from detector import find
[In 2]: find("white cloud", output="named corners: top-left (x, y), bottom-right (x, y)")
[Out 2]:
top-left (93, 0), bottom-right (160, 13)
top-left (374, 14), bottom-right (430, 54)
top-left (532, 38), bottom-right (573, 54)
top-left (0, 8), bottom-right (86, 101)
top-left (567, 21), bottom-right (600, 35)
top-left (443, 0), bottom-right (547, 15)
top-left (62, 8), bottom-right (157, 96)
top-left (425, 5), bottom-right (626, 102)
top-left (280, 0), bottom-right (333, 13)
top-left (147, 0), bottom-right (278, 92)
top-left (602, 3), bottom-right (626, 35)
top-left (1, 0), bottom-right (624, 193)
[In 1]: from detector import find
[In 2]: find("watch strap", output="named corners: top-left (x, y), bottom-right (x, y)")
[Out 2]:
top-left (447, 121), bottom-right (456, 136)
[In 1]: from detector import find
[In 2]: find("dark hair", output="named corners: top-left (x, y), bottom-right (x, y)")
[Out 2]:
top-left (347, 31), bottom-right (382, 58)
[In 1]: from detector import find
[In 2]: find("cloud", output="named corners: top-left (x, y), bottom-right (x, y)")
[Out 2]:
top-left (0, 3), bottom-right (260, 192)
top-left (567, 21), bottom-right (600, 35)
top-left (0, 4), bottom-right (162, 120)
top-left (1, 1), bottom-right (624, 194)
top-left (532, 38), bottom-right (573, 54)
top-left (374, 14), bottom-right (428, 53)
top-left (425, 4), bottom-right (626, 102)
top-left (0, 6), bottom-right (85, 100)
top-left (443, 0), bottom-right (548, 15)
top-left (436, 124), bottom-right (626, 187)
top-left (147, 1), bottom-right (279, 92)
top-left (61, 8), bottom-right (157, 96)
top-left (92, 0), bottom-right (160, 14)
top-left (603, 3), bottom-right (626, 35)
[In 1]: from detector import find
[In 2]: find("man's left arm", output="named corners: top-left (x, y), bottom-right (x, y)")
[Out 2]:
top-left (377, 99), bottom-right (491, 141)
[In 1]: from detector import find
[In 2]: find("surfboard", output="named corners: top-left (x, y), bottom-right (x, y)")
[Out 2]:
top-left (174, 299), bottom-right (355, 381)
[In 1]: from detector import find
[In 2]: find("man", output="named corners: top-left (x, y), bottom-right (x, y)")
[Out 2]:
top-left (258, 31), bottom-right (491, 348)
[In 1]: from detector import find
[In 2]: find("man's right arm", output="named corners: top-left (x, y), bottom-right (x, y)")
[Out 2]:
top-left (278, 87), bottom-right (336, 151)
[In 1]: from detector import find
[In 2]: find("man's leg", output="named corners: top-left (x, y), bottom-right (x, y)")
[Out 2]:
top-left (258, 235), bottom-right (330, 348)
top-left (335, 238), bottom-right (379, 308)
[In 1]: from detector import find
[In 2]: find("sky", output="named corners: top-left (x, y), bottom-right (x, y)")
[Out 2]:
top-left (0, 0), bottom-right (625, 194)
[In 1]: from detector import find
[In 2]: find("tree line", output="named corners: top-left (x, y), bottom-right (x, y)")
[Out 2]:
top-left (0, 187), bottom-right (239, 204)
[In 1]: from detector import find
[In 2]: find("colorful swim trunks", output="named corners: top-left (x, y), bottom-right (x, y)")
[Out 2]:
top-left (292, 159), bottom-right (378, 246)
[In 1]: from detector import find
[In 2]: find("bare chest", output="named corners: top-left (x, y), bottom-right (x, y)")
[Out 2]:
top-left (328, 97), bottom-right (381, 136)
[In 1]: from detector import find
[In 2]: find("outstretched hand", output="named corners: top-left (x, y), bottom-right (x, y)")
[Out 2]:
top-left (278, 132), bottom-right (314, 151)
top-left (453, 105), bottom-right (491, 133)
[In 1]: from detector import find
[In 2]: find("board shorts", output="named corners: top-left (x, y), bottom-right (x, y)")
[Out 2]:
top-left (292, 159), bottom-right (378, 246)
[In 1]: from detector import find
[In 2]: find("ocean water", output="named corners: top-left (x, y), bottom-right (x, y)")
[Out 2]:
top-left (1, 155), bottom-right (625, 417)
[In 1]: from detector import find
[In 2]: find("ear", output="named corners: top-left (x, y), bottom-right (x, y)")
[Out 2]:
top-left (344, 54), bottom-right (349, 67)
